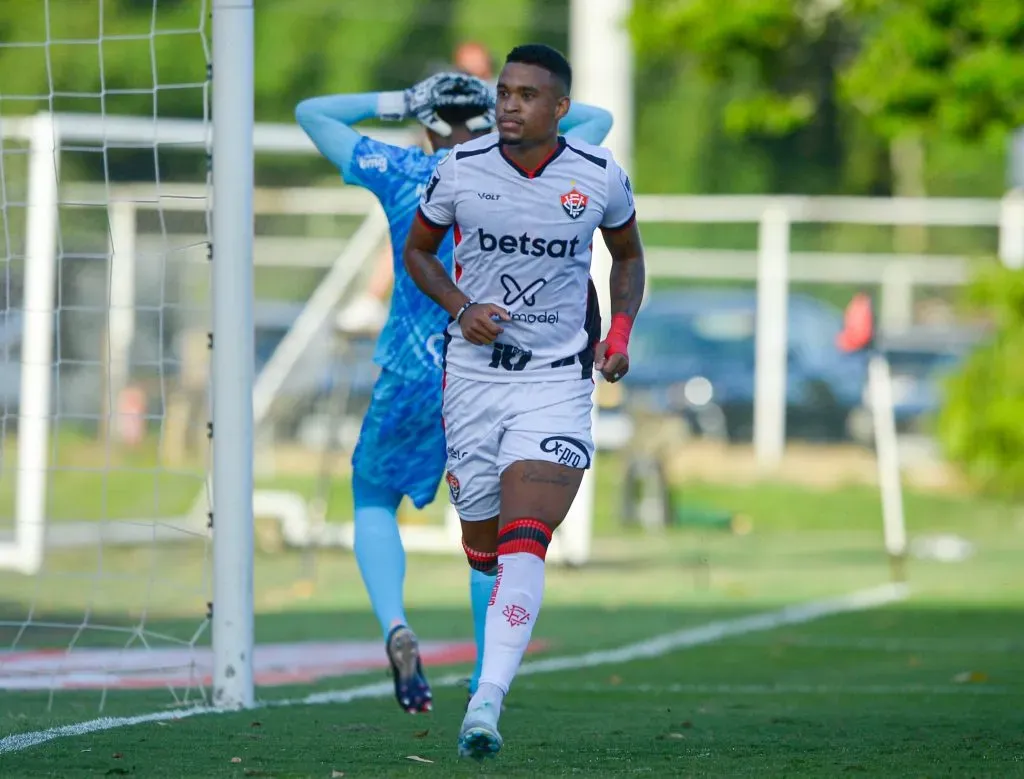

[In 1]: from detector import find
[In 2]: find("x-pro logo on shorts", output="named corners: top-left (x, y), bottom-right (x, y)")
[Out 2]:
top-left (540, 435), bottom-right (592, 469)
top-left (500, 274), bottom-right (546, 307)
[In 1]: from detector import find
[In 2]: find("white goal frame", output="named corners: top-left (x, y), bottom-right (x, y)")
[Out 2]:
top-left (0, 0), bottom-right (262, 710)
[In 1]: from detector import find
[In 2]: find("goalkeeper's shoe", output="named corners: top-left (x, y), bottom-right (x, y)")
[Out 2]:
top-left (385, 625), bottom-right (433, 714)
top-left (458, 698), bottom-right (503, 760)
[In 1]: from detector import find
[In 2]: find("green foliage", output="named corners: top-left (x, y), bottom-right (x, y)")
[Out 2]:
top-left (633, 0), bottom-right (1024, 148)
top-left (631, 0), bottom-right (843, 138)
top-left (938, 263), bottom-right (1024, 496)
top-left (842, 0), bottom-right (1024, 145)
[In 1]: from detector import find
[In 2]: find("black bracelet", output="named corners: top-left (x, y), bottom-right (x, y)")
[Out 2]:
top-left (454, 301), bottom-right (474, 323)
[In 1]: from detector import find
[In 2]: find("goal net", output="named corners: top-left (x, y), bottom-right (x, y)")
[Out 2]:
top-left (0, 0), bottom-right (229, 714)
top-left (0, 0), bottom-right (439, 718)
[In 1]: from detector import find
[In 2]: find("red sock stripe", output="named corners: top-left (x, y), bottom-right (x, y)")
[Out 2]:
top-left (496, 518), bottom-right (552, 560)
top-left (501, 518), bottom-right (552, 539)
top-left (462, 539), bottom-right (498, 572)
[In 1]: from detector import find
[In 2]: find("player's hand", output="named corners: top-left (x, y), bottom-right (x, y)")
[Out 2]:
top-left (459, 303), bottom-right (510, 346)
top-left (594, 340), bottom-right (630, 383)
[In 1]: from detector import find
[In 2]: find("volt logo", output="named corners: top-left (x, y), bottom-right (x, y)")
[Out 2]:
top-left (500, 274), bottom-right (546, 306)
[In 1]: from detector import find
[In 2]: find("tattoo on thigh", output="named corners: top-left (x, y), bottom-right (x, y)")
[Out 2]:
top-left (520, 464), bottom-right (573, 487)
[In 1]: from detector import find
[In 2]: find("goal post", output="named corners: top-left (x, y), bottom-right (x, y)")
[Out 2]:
top-left (210, 0), bottom-right (256, 711)
top-left (3, 113), bottom-right (59, 577)
top-left (0, 0), bottom-right (262, 713)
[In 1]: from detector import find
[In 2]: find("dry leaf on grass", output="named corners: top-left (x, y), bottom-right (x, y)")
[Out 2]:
top-left (953, 671), bottom-right (989, 684)
top-left (112, 753), bottom-right (123, 759)
top-left (405, 755), bottom-right (434, 763)
top-left (413, 729), bottom-right (430, 738)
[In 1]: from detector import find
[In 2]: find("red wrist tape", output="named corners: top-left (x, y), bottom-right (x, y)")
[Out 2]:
top-left (604, 313), bottom-right (633, 358)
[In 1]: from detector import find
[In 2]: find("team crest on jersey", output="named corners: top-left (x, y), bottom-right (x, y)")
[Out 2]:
top-left (560, 187), bottom-right (588, 220)
top-left (446, 471), bottom-right (460, 502)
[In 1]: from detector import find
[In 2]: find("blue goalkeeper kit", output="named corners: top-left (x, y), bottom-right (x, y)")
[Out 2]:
top-left (296, 91), bottom-right (614, 508)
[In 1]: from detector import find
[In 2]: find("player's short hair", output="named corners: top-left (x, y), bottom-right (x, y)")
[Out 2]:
top-left (505, 44), bottom-right (572, 95)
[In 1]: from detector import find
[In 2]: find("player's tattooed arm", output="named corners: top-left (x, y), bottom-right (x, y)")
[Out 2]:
top-left (601, 220), bottom-right (646, 319)
top-left (403, 216), bottom-right (470, 317)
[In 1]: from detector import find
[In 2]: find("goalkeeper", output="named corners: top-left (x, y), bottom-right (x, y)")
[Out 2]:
top-left (295, 74), bottom-right (612, 714)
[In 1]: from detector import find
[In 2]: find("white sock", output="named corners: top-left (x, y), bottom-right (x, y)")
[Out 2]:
top-left (475, 550), bottom-right (546, 699)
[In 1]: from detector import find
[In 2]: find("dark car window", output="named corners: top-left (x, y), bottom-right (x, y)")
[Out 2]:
top-left (886, 349), bottom-right (960, 377)
top-left (632, 311), bottom-right (755, 363)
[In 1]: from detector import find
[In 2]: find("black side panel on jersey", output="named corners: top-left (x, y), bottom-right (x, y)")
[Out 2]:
top-left (455, 143), bottom-right (498, 160)
top-left (578, 277), bottom-right (602, 379)
top-left (547, 278), bottom-right (601, 378)
top-left (441, 324), bottom-right (453, 371)
top-left (565, 143), bottom-right (608, 169)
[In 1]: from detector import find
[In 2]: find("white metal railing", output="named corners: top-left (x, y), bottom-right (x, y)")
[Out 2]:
top-left (7, 109), bottom-right (1022, 574)
top-left (92, 182), bottom-right (1020, 470)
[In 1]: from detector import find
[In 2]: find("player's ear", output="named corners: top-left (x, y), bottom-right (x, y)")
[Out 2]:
top-left (555, 96), bottom-right (570, 123)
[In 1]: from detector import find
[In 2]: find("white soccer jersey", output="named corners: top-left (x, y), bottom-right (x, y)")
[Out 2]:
top-left (417, 132), bottom-right (636, 383)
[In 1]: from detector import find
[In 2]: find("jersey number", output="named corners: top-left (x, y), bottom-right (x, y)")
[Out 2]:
top-left (489, 342), bottom-right (532, 372)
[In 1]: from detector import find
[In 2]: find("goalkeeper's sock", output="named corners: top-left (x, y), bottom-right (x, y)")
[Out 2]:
top-left (468, 565), bottom-right (497, 694)
top-left (474, 519), bottom-right (551, 700)
top-left (352, 473), bottom-right (408, 638)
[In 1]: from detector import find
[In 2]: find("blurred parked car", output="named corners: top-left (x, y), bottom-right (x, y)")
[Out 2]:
top-left (847, 324), bottom-right (986, 443)
top-left (613, 288), bottom-right (869, 442)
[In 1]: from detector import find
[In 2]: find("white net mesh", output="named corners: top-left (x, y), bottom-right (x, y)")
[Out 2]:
top-left (0, 0), bottom-right (215, 712)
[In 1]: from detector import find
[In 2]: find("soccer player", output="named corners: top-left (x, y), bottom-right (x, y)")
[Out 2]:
top-left (404, 43), bottom-right (646, 758)
top-left (295, 72), bottom-right (614, 714)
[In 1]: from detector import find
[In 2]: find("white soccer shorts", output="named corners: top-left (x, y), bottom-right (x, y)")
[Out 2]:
top-left (441, 375), bottom-right (595, 521)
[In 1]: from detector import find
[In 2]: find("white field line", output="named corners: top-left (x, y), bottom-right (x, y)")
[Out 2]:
top-left (0, 582), bottom-right (908, 754)
top-left (515, 681), bottom-right (1017, 697)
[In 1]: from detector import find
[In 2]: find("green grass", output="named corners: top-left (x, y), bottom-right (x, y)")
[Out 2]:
top-left (1, 447), bottom-right (1023, 777)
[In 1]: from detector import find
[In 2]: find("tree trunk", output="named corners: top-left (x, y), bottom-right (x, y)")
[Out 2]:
top-left (889, 133), bottom-right (928, 254)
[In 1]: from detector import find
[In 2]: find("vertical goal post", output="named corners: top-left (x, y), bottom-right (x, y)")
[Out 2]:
top-left (210, 0), bottom-right (256, 711)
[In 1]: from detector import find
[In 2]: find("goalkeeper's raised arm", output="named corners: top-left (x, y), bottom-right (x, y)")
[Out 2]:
top-left (294, 77), bottom-right (614, 185)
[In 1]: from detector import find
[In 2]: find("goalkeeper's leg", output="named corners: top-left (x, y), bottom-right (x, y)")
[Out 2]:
top-left (352, 473), bottom-right (407, 637)
top-left (352, 473), bottom-right (432, 713)
top-left (351, 370), bottom-right (442, 714)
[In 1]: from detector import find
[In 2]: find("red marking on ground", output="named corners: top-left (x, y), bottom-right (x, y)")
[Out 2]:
top-left (0, 639), bottom-right (548, 691)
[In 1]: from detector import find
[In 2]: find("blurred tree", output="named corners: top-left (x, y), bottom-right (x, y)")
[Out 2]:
top-left (842, 0), bottom-right (1024, 248)
top-left (937, 263), bottom-right (1024, 497)
top-left (630, 0), bottom-right (884, 197)
top-left (631, 0), bottom-right (1024, 246)
top-left (842, 0), bottom-right (1024, 149)
top-left (632, 0), bottom-right (841, 137)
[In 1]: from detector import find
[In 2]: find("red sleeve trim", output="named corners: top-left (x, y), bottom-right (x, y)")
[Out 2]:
top-left (416, 207), bottom-right (449, 232)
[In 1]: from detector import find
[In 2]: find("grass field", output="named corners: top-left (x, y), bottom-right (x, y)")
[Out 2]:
top-left (1, 453), bottom-right (1023, 777)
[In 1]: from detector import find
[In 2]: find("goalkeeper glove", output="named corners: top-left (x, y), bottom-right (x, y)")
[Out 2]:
top-left (407, 73), bottom-right (495, 137)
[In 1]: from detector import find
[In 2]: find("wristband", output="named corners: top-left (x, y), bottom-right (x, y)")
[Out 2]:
top-left (376, 91), bottom-right (407, 121)
top-left (454, 301), bottom-right (475, 324)
top-left (604, 313), bottom-right (633, 357)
